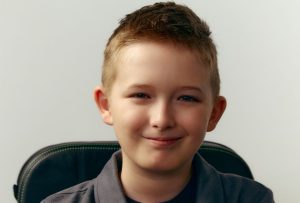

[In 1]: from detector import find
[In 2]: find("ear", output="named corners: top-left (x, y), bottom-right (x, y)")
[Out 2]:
top-left (207, 96), bottom-right (227, 132)
top-left (94, 86), bottom-right (113, 125)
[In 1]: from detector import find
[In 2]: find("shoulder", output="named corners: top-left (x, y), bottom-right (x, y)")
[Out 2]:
top-left (41, 179), bottom-right (96, 203)
top-left (192, 153), bottom-right (274, 202)
top-left (220, 173), bottom-right (274, 203)
top-left (41, 151), bottom-right (125, 203)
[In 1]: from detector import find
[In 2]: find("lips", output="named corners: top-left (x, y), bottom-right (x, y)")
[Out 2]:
top-left (143, 136), bottom-right (183, 147)
top-left (145, 137), bottom-right (182, 141)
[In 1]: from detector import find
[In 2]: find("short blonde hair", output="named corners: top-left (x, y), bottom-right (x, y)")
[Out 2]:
top-left (102, 2), bottom-right (220, 98)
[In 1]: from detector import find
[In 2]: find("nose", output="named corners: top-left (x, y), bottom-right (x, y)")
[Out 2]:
top-left (150, 100), bottom-right (175, 131)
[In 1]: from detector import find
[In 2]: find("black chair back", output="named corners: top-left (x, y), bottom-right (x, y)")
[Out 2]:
top-left (13, 141), bottom-right (253, 203)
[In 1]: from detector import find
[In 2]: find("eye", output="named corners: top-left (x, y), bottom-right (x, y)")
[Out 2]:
top-left (178, 95), bottom-right (199, 102)
top-left (131, 92), bottom-right (150, 99)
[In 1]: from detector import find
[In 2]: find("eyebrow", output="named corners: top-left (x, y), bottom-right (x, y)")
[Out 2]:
top-left (127, 84), bottom-right (204, 93)
top-left (126, 84), bottom-right (154, 90)
top-left (128, 83), bottom-right (151, 88)
top-left (179, 86), bottom-right (204, 94)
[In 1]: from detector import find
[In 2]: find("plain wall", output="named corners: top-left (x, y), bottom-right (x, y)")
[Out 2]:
top-left (1, 0), bottom-right (299, 202)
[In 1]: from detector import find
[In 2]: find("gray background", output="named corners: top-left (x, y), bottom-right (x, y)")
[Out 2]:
top-left (1, 0), bottom-right (299, 202)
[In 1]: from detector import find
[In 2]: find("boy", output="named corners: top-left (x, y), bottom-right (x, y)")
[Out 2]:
top-left (43, 2), bottom-right (274, 203)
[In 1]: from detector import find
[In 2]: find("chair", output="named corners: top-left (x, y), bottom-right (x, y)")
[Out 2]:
top-left (13, 141), bottom-right (253, 203)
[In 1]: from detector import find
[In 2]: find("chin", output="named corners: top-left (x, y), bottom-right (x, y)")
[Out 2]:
top-left (140, 158), bottom-right (189, 175)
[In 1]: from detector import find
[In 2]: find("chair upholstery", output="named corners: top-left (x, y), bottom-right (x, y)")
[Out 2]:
top-left (13, 141), bottom-right (253, 203)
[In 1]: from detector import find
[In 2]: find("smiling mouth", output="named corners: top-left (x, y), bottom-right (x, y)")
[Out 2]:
top-left (144, 137), bottom-right (183, 147)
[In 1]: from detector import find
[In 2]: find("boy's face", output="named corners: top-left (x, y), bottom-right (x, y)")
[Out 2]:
top-left (95, 42), bottom-right (226, 173)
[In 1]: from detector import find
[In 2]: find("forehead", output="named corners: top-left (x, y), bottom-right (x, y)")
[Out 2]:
top-left (116, 41), bottom-right (206, 71)
top-left (113, 41), bottom-right (211, 88)
top-left (118, 41), bottom-right (203, 62)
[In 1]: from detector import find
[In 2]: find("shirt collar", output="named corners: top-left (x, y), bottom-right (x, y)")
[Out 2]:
top-left (95, 150), bottom-right (224, 203)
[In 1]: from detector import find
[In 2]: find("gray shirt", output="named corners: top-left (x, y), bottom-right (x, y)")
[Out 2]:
top-left (42, 151), bottom-right (274, 203)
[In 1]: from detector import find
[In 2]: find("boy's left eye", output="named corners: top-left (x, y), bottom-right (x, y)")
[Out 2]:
top-left (178, 95), bottom-right (199, 102)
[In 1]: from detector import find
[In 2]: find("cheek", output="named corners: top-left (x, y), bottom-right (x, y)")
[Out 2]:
top-left (179, 109), bottom-right (211, 133)
top-left (112, 105), bottom-right (147, 134)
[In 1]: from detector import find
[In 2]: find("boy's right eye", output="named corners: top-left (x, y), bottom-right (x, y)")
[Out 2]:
top-left (131, 93), bottom-right (150, 99)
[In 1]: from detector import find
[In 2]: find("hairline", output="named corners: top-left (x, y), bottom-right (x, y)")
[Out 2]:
top-left (102, 38), bottom-right (219, 100)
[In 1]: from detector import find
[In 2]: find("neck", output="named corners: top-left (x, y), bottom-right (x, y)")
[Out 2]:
top-left (120, 155), bottom-right (193, 203)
